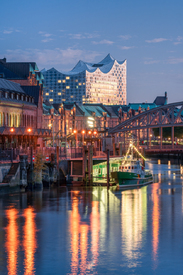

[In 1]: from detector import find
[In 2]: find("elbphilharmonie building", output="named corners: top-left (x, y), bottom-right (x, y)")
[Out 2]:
top-left (42, 54), bottom-right (127, 105)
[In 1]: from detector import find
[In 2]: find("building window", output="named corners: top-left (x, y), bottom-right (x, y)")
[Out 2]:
top-left (58, 80), bottom-right (61, 83)
top-left (49, 99), bottom-right (53, 102)
top-left (66, 86), bottom-right (70, 89)
top-left (5, 92), bottom-right (8, 99)
top-left (17, 94), bottom-right (19, 100)
top-left (66, 76), bottom-right (70, 80)
top-left (58, 93), bottom-right (61, 95)
top-left (62, 80), bottom-right (66, 83)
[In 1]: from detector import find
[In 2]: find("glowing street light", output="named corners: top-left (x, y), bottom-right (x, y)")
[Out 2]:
top-left (10, 128), bottom-right (14, 133)
top-left (27, 128), bottom-right (32, 133)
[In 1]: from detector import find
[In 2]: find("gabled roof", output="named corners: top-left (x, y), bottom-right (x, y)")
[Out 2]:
top-left (0, 63), bottom-right (21, 79)
top-left (21, 86), bottom-right (40, 105)
top-left (128, 102), bottom-right (157, 111)
top-left (154, 96), bottom-right (167, 106)
top-left (0, 78), bottom-right (26, 94)
top-left (2, 62), bottom-right (39, 78)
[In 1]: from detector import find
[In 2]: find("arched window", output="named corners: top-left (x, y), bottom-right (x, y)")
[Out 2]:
top-left (15, 115), bottom-right (17, 127)
top-left (9, 114), bottom-right (11, 127)
top-left (6, 113), bottom-right (8, 126)
top-left (24, 115), bottom-right (26, 127)
top-left (0, 113), bottom-right (2, 126)
top-left (19, 115), bottom-right (23, 126)
top-left (3, 113), bottom-right (5, 126)
top-left (17, 115), bottom-right (19, 127)
top-left (12, 114), bottom-right (14, 127)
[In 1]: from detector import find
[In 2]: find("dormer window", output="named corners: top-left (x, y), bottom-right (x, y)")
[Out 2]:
top-left (25, 96), bottom-right (27, 102)
top-left (29, 97), bottom-right (31, 103)
top-left (5, 92), bottom-right (8, 99)
top-left (11, 93), bottom-right (14, 99)
top-left (32, 98), bottom-right (34, 103)
top-left (21, 95), bottom-right (24, 101)
top-left (17, 94), bottom-right (19, 100)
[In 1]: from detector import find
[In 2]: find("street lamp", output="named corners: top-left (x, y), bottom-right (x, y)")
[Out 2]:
top-left (82, 130), bottom-right (85, 145)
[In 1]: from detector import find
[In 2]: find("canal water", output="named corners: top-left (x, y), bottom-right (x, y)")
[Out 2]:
top-left (1, 161), bottom-right (183, 274)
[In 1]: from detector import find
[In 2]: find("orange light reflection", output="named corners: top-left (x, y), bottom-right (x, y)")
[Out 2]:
top-left (23, 207), bottom-right (37, 275)
top-left (70, 191), bottom-right (80, 274)
top-left (5, 209), bottom-right (19, 275)
top-left (70, 191), bottom-right (100, 274)
top-left (90, 201), bottom-right (100, 267)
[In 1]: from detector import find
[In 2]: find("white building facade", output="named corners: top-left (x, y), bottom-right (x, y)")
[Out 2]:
top-left (42, 54), bottom-right (127, 105)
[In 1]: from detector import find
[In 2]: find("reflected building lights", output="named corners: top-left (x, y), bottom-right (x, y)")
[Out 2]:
top-left (90, 201), bottom-right (100, 267)
top-left (70, 191), bottom-right (100, 274)
top-left (121, 188), bottom-right (147, 260)
top-left (5, 209), bottom-right (19, 275)
top-left (70, 191), bottom-right (80, 274)
top-left (23, 207), bottom-right (37, 275)
top-left (152, 183), bottom-right (160, 264)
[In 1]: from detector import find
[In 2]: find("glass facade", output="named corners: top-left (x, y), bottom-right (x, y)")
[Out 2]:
top-left (42, 55), bottom-right (127, 105)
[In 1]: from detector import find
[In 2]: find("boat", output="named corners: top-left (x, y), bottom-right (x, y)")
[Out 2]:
top-left (93, 139), bottom-right (153, 188)
top-left (111, 140), bottom-right (153, 188)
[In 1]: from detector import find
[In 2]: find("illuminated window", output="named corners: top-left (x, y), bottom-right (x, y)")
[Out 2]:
top-left (71, 96), bottom-right (73, 98)
top-left (58, 93), bottom-right (61, 95)
top-left (62, 80), bottom-right (66, 83)
top-left (66, 86), bottom-right (70, 89)
top-left (50, 90), bottom-right (53, 92)
top-left (75, 79), bottom-right (78, 82)
top-left (83, 83), bottom-right (85, 85)
top-left (76, 86), bottom-right (78, 89)
top-left (66, 76), bottom-right (70, 80)
top-left (49, 99), bottom-right (53, 102)
top-left (45, 93), bottom-right (49, 96)
top-left (58, 80), bottom-right (61, 83)
top-left (62, 99), bottom-right (66, 101)
top-left (79, 83), bottom-right (82, 86)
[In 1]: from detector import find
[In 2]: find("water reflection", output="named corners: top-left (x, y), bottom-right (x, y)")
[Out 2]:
top-left (5, 209), bottom-right (19, 275)
top-left (23, 207), bottom-right (37, 275)
top-left (69, 190), bottom-right (100, 274)
top-left (90, 201), bottom-right (100, 268)
top-left (121, 187), bottom-right (147, 260)
top-left (70, 191), bottom-right (80, 274)
top-left (152, 183), bottom-right (160, 264)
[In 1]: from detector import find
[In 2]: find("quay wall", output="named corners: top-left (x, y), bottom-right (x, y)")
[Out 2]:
top-left (0, 163), bottom-right (11, 182)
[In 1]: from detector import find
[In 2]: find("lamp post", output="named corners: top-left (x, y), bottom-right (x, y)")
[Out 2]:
top-left (149, 134), bottom-right (152, 148)
top-left (50, 108), bottom-right (54, 147)
top-left (82, 130), bottom-right (85, 145)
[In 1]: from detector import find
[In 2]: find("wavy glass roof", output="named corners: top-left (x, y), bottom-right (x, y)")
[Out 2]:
top-left (46, 54), bottom-right (126, 76)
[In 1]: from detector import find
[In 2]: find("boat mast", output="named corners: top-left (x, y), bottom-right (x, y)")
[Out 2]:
top-left (131, 134), bottom-right (134, 159)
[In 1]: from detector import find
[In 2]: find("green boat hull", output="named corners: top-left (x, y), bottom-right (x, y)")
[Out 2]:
top-left (111, 171), bottom-right (153, 188)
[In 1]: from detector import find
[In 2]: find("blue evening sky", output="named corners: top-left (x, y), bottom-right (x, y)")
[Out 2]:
top-left (0, 0), bottom-right (182, 104)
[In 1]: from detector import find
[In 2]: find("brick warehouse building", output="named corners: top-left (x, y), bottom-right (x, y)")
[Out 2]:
top-left (0, 59), bottom-right (51, 151)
